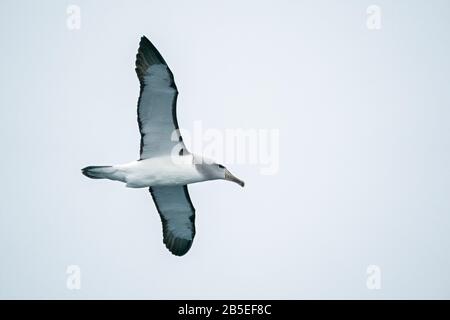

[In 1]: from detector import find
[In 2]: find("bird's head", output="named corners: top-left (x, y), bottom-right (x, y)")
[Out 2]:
top-left (197, 161), bottom-right (245, 187)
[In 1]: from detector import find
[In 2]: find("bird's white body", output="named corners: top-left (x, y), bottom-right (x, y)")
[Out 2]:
top-left (112, 155), bottom-right (205, 188)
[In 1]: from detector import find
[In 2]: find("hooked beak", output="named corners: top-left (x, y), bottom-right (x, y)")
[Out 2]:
top-left (225, 169), bottom-right (245, 187)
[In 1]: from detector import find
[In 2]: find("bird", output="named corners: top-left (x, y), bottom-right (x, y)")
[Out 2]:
top-left (82, 36), bottom-right (244, 256)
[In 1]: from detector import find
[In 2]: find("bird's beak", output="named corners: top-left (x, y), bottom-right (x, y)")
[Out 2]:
top-left (225, 169), bottom-right (245, 187)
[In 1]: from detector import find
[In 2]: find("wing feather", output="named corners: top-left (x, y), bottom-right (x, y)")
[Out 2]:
top-left (135, 36), bottom-right (184, 159)
top-left (149, 185), bottom-right (196, 256)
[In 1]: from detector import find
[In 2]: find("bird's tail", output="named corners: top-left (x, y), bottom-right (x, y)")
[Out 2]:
top-left (82, 166), bottom-right (119, 180)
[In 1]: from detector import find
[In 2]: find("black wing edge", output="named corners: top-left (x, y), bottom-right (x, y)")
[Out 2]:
top-left (149, 185), bottom-right (196, 256)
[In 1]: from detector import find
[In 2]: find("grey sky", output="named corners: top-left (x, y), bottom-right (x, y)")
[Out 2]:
top-left (0, 0), bottom-right (449, 299)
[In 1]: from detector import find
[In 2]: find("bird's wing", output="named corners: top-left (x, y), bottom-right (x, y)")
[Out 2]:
top-left (135, 36), bottom-right (185, 160)
top-left (149, 185), bottom-right (196, 256)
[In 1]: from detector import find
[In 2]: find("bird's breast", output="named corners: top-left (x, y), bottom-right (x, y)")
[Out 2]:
top-left (120, 156), bottom-right (203, 188)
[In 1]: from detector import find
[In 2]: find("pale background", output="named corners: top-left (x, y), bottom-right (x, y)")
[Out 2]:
top-left (0, 0), bottom-right (449, 299)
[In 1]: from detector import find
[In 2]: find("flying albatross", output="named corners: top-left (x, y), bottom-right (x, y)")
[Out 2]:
top-left (82, 36), bottom-right (244, 256)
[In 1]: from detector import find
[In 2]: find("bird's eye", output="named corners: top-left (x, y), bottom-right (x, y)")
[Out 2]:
top-left (218, 164), bottom-right (225, 169)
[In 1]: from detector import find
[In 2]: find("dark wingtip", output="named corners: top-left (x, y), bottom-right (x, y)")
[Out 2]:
top-left (136, 35), bottom-right (166, 65)
top-left (167, 242), bottom-right (193, 257)
top-left (164, 236), bottom-right (193, 256)
top-left (139, 35), bottom-right (150, 47)
top-left (135, 35), bottom-right (169, 85)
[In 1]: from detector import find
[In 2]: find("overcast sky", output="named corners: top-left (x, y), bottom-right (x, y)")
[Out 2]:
top-left (0, 0), bottom-right (449, 299)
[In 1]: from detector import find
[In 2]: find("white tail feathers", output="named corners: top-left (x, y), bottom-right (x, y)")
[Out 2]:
top-left (82, 166), bottom-right (122, 181)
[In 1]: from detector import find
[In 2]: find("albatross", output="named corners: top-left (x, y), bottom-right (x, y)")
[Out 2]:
top-left (82, 36), bottom-right (244, 256)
